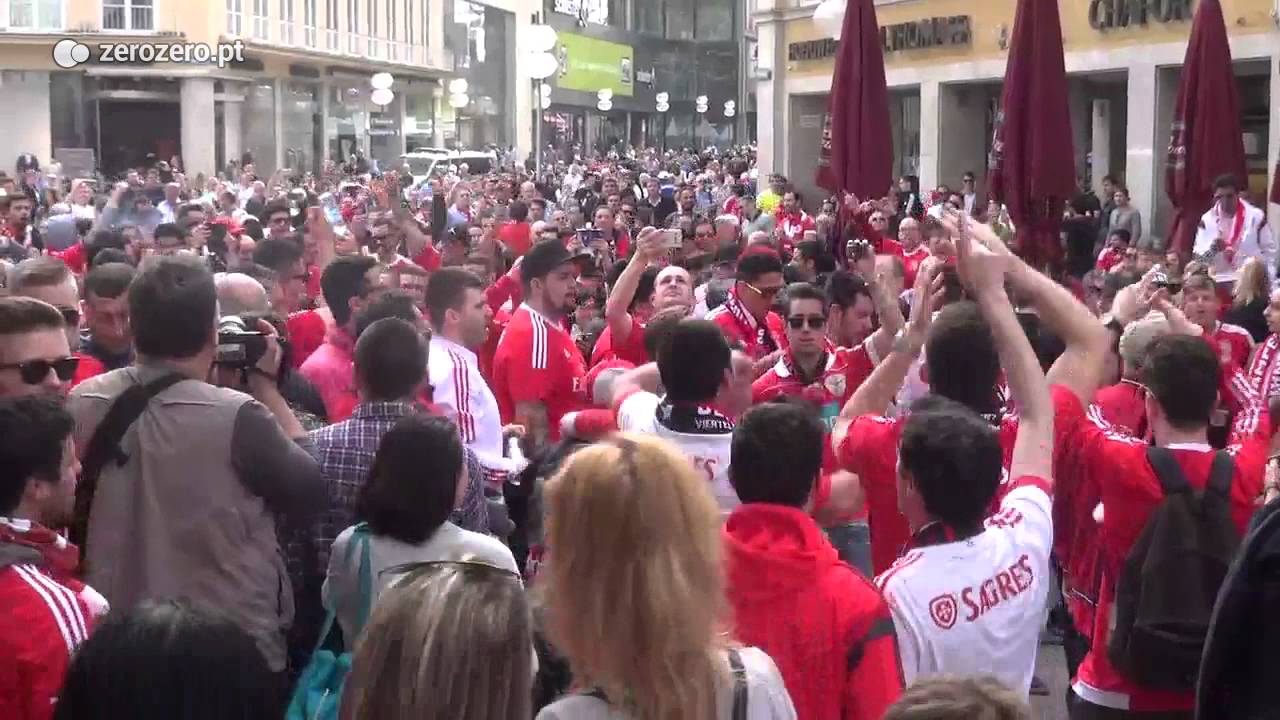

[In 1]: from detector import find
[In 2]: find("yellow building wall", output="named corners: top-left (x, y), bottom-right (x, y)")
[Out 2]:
top-left (784, 0), bottom-right (1280, 76)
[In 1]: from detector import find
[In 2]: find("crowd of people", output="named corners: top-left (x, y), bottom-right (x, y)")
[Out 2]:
top-left (0, 142), bottom-right (1278, 720)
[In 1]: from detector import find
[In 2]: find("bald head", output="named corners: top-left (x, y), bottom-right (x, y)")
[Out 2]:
top-left (215, 272), bottom-right (269, 317)
top-left (898, 217), bottom-right (922, 248)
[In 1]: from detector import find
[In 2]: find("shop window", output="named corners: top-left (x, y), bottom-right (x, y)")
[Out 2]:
top-left (346, 0), bottom-right (360, 52)
top-left (279, 0), bottom-right (295, 44)
top-left (103, 0), bottom-right (152, 31)
top-left (8, 0), bottom-right (63, 30)
top-left (366, 0), bottom-right (381, 57)
top-left (695, 0), bottom-right (731, 41)
top-left (226, 0), bottom-right (243, 35)
top-left (385, 0), bottom-right (396, 61)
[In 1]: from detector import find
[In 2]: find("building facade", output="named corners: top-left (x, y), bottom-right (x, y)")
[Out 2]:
top-left (755, 0), bottom-right (1280, 236)
top-left (537, 0), bottom-right (752, 156)
top-left (0, 0), bottom-right (538, 179)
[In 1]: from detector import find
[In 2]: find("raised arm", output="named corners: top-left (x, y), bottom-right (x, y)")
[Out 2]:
top-left (957, 229), bottom-right (1053, 484)
top-left (604, 228), bottom-right (661, 346)
top-left (949, 214), bottom-right (1110, 404)
top-left (865, 268), bottom-right (907, 361)
top-left (831, 266), bottom-right (942, 451)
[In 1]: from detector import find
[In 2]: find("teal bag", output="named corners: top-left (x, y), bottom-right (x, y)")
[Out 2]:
top-left (286, 523), bottom-right (372, 720)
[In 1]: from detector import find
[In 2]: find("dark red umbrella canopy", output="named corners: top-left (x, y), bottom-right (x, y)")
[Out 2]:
top-left (1166, 0), bottom-right (1246, 257)
top-left (815, 0), bottom-right (893, 201)
top-left (987, 0), bottom-right (1075, 269)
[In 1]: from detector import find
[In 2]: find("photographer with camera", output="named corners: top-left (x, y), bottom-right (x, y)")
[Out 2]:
top-left (67, 255), bottom-right (324, 674)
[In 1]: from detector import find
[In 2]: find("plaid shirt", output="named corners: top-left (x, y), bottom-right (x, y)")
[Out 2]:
top-left (306, 401), bottom-right (489, 574)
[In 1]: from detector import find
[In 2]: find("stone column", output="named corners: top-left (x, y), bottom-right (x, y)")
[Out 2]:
top-left (180, 77), bottom-right (217, 178)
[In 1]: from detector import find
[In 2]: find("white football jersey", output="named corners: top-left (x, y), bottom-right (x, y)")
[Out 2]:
top-left (875, 478), bottom-right (1054, 696)
top-left (616, 391), bottom-right (738, 515)
top-left (428, 335), bottom-right (522, 480)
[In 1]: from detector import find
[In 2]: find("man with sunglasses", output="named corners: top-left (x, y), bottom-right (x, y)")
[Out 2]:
top-left (262, 201), bottom-right (294, 241)
top-left (0, 298), bottom-right (79, 397)
top-left (708, 249), bottom-right (786, 377)
top-left (7, 259), bottom-right (104, 389)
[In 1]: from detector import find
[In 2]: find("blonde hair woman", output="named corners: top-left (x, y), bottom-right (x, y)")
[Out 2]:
top-left (341, 559), bottom-right (532, 720)
top-left (536, 434), bottom-right (796, 720)
top-left (1225, 256), bottom-right (1272, 342)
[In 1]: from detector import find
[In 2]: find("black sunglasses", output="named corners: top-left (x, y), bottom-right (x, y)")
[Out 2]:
top-left (0, 356), bottom-right (79, 384)
top-left (787, 315), bottom-right (826, 330)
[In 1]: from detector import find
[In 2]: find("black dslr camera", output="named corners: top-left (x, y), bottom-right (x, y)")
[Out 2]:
top-left (215, 315), bottom-right (270, 370)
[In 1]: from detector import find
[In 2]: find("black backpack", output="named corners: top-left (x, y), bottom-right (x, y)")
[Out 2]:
top-left (1107, 447), bottom-right (1241, 691)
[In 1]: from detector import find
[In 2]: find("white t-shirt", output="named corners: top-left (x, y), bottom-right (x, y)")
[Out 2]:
top-left (875, 477), bottom-right (1054, 696)
top-left (428, 335), bottom-right (522, 480)
top-left (536, 646), bottom-right (796, 720)
top-left (615, 390), bottom-right (738, 515)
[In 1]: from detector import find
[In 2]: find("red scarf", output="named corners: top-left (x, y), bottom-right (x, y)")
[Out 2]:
top-left (1218, 202), bottom-right (1247, 263)
top-left (723, 287), bottom-right (777, 355)
top-left (1248, 333), bottom-right (1280, 399)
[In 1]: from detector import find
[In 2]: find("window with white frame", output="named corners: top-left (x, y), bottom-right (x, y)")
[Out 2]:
top-left (252, 0), bottom-right (269, 40)
top-left (403, 0), bottom-right (412, 51)
top-left (103, 0), bottom-right (153, 31)
top-left (325, 0), bottom-right (338, 49)
top-left (421, 0), bottom-right (429, 65)
top-left (279, 0), bottom-right (294, 43)
top-left (226, 0), bottom-right (243, 35)
top-left (346, 0), bottom-right (359, 53)
top-left (7, 0), bottom-right (63, 30)
top-left (304, 0), bottom-right (316, 46)
top-left (366, 0), bottom-right (379, 57)
top-left (385, 0), bottom-right (396, 61)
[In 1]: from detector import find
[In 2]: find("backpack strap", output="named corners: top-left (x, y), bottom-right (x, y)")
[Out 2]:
top-left (729, 648), bottom-right (748, 720)
top-left (311, 522), bottom-right (369, 656)
top-left (71, 372), bottom-right (187, 560)
top-left (1205, 451), bottom-right (1235, 500)
top-left (1145, 446), bottom-right (1192, 495)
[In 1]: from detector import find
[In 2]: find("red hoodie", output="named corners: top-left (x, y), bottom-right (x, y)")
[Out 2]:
top-left (724, 504), bottom-right (902, 720)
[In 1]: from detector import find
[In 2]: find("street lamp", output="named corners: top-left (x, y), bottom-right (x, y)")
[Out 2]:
top-left (655, 92), bottom-right (670, 152)
top-left (448, 81), bottom-right (469, 148)
top-left (520, 21), bottom-right (559, 174)
top-left (814, 0), bottom-right (845, 40)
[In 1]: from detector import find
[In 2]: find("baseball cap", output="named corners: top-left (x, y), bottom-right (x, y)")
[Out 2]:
top-left (522, 239), bottom-right (575, 283)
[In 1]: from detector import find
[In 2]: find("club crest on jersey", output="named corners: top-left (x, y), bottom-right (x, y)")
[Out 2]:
top-left (929, 593), bottom-right (959, 630)
top-left (823, 373), bottom-right (847, 398)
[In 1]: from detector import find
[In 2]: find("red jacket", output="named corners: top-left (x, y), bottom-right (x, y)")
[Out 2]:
top-left (0, 518), bottom-right (105, 720)
top-left (725, 504), bottom-right (902, 720)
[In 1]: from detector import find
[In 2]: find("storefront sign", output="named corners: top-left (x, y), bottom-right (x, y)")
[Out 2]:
top-left (880, 16), bottom-right (971, 53)
top-left (1089, 0), bottom-right (1193, 29)
top-left (555, 33), bottom-right (634, 97)
top-left (787, 15), bottom-right (971, 61)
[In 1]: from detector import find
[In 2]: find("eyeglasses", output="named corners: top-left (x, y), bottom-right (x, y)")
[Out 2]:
top-left (56, 306), bottom-right (80, 327)
top-left (269, 216), bottom-right (291, 226)
top-left (787, 315), bottom-right (826, 330)
top-left (0, 356), bottom-right (79, 384)
top-left (695, 231), bottom-right (714, 238)
top-left (743, 282), bottom-right (783, 299)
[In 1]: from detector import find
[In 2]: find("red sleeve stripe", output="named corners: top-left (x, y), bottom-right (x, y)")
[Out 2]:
top-left (448, 351), bottom-right (476, 443)
top-left (874, 550), bottom-right (924, 592)
top-left (14, 564), bottom-right (87, 652)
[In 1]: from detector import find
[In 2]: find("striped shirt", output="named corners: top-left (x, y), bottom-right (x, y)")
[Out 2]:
top-left (429, 335), bottom-right (523, 487)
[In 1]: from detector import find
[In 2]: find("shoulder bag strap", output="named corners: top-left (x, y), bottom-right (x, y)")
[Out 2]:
top-left (1206, 451), bottom-right (1236, 500)
top-left (728, 648), bottom-right (747, 720)
top-left (310, 522), bottom-right (367, 656)
top-left (72, 373), bottom-right (187, 560)
top-left (353, 523), bottom-right (374, 634)
top-left (1145, 446), bottom-right (1192, 495)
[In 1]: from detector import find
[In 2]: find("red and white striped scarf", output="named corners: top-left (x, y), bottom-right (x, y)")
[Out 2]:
top-left (1248, 333), bottom-right (1280, 399)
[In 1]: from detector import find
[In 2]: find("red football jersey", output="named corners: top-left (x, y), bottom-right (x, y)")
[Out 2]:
top-left (492, 305), bottom-right (587, 442)
top-left (591, 316), bottom-right (649, 367)
top-left (1057, 385), bottom-right (1269, 712)
top-left (1211, 322), bottom-right (1254, 372)
top-left (837, 407), bottom-right (1021, 575)
top-left (900, 246), bottom-right (930, 288)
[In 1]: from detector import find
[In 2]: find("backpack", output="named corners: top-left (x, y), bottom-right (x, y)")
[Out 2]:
top-left (1107, 447), bottom-right (1240, 691)
top-left (287, 524), bottom-right (372, 720)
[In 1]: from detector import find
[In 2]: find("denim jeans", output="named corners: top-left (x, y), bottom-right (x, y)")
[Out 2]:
top-left (825, 521), bottom-right (872, 577)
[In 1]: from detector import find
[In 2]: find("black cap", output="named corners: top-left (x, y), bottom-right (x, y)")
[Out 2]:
top-left (15, 153), bottom-right (39, 173)
top-left (522, 239), bottom-right (575, 283)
